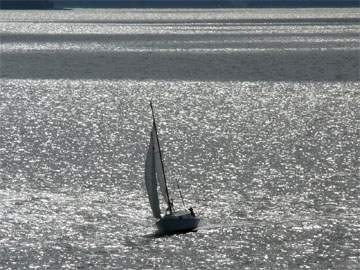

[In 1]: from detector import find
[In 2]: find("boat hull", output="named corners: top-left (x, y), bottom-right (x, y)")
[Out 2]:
top-left (156, 212), bottom-right (200, 235)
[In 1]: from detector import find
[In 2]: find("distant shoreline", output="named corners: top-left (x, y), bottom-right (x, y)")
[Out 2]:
top-left (55, 1), bottom-right (360, 9)
top-left (1, 0), bottom-right (359, 10)
top-left (1, 1), bottom-right (53, 9)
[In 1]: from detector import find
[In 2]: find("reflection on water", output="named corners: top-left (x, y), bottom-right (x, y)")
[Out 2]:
top-left (0, 8), bottom-right (359, 270)
top-left (1, 9), bottom-right (359, 81)
top-left (0, 79), bottom-right (359, 269)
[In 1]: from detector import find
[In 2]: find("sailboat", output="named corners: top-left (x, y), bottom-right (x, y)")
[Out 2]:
top-left (144, 102), bottom-right (200, 235)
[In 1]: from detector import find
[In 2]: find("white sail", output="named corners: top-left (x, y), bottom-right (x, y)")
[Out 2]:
top-left (145, 132), bottom-right (161, 218)
top-left (151, 124), bottom-right (171, 208)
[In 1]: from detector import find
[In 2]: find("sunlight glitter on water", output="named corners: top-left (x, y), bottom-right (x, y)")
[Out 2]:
top-left (1, 78), bottom-right (359, 269)
top-left (1, 7), bottom-right (360, 269)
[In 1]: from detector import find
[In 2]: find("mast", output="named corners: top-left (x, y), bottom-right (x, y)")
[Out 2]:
top-left (150, 101), bottom-right (173, 214)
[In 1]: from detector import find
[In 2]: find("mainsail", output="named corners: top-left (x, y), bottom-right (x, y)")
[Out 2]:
top-left (145, 101), bottom-right (173, 218)
top-left (145, 131), bottom-right (161, 218)
top-left (151, 125), bottom-right (171, 208)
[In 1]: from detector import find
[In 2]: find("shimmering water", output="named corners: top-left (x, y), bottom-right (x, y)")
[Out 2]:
top-left (0, 8), bottom-right (359, 270)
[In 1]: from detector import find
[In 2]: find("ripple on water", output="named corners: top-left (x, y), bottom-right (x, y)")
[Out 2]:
top-left (0, 78), bottom-right (359, 269)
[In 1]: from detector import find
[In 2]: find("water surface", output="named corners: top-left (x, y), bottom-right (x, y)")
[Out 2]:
top-left (0, 8), bottom-right (359, 270)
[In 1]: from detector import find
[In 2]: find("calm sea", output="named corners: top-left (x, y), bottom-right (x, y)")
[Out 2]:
top-left (0, 8), bottom-right (359, 269)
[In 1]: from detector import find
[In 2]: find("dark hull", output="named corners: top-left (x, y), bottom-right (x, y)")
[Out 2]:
top-left (156, 213), bottom-right (200, 235)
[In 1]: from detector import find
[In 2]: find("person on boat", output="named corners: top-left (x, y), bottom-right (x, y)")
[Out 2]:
top-left (189, 207), bottom-right (195, 217)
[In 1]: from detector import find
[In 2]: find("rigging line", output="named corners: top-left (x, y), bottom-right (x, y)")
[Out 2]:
top-left (176, 178), bottom-right (186, 208)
